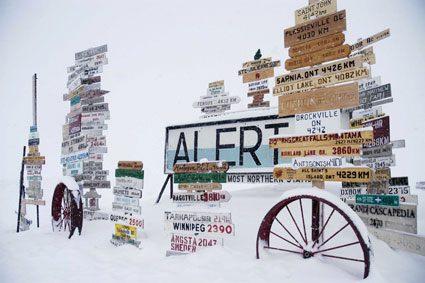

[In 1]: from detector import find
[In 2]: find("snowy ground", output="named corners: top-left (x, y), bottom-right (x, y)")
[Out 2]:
top-left (1, 179), bottom-right (425, 283)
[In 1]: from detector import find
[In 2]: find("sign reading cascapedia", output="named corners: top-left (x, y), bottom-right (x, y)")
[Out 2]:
top-left (164, 115), bottom-right (294, 174)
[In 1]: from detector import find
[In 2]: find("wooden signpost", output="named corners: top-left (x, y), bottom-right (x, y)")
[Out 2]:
top-left (294, 0), bottom-right (337, 25)
top-left (110, 161), bottom-right (144, 248)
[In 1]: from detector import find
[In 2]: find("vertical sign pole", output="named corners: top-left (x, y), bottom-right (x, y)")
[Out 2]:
top-left (32, 73), bottom-right (40, 228)
top-left (16, 146), bottom-right (26, 233)
top-left (169, 174), bottom-right (174, 199)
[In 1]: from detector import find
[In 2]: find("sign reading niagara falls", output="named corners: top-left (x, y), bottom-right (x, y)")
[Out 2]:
top-left (164, 115), bottom-right (294, 173)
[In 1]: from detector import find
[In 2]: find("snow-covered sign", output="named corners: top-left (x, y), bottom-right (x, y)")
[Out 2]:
top-left (164, 115), bottom-right (293, 173)
top-left (294, 109), bottom-right (342, 134)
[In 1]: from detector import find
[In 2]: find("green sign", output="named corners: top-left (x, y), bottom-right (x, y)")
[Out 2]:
top-left (174, 173), bottom-right (227, 184)
top-left (355, 194), bottom-right (399, 207)
top-left (115, 169), bottom-right (144, 179)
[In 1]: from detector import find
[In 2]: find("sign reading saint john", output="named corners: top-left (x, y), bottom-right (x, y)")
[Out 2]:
top-left (164, 114), bottom-right (295, 174)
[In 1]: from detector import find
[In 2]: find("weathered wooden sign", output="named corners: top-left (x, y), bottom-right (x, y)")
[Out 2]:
top-left (289, 32), bottom-right (344, 58)
top-left (361, 144), bottom-right (392, 158)
top-left (354, 155), bottom-right (396, 170)
top-left (284, 10), bottom-right (347, 47)
top-left (278, 82), bottom-right (359, 116)
top-left (294, 0), bottom-right (337, 25)
top-left (355, 194), bottom-right (399, 207)
top-left (118, 161), bottom-right (143, 170)
top-left (269, 129), bottom-right (373, 149)
top-left (280, 145), bottom-right (361, 157)
top-left (115, 169), bottom-right (144, 179)
top-left (113, 186), bottom-right (143, 198)
top-left (242, 68), bottom-right (274, 83)
top-left (115, 177), bottom-right (144, 189)
top-left (350, 29), bottom-right (390, 52)
top-left (285, 44), bottom-right (350, 70)
top-left (238, 60), bottom-right (280, 75)
top-left (273, 167), bottom-right (374, 182)
top-left (22, 199), bottom-right (46, 206)
top-left (193, 96), bottom-right (240, 108)
top-left (178, 183), bottom-right (222, 191)
top-left (82, 180), bottom-right (111, 188)
top-left (277, 67), bottom-right (369, 95)
top-left (275, 54), bottom-right (374, 86)
top-left (291, 156), bottom-right (344, 168)
top-left (23, 156), bottom-right (45, 165)
top-left (173, 161), bottom-right (229, 173)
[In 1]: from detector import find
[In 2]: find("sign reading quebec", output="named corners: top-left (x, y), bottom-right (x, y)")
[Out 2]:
top-left (164, 115), bottom-right (294, 173)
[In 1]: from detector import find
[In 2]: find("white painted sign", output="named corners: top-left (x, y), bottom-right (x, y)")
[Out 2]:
top-left (114, 195), bottom-right (140, 206)
top-left (358, 76), bottom-right (381, 92)
top-left (291, 157), bottom-right (344, 168)
top-left (193, 95), bottom-right (240, 108)
top-left (112, 202), bottom-right (142, 215)
top-left (294, 109), bottom-right (341, 134)
top-left (113, 186), bottom-right (143, 198)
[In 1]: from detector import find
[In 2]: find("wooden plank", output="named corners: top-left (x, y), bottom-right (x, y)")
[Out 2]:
top-left (295, 0), bottom-right (337, 25)
top-left (247, 89), bottom-right (269, 97)
top-left (178, 183), bottom-right (222, 191)
top-left (242, 57), bottom-right (271, 68)
top-left (208, 80), bottom-right (224, 89)
top-left (23, 156), bottom-right (46, 165)
top-left (22, 199), bottom-right (46, 206)
top-left (284, 10), bottom-right (346, 48)
top-left (248, 101), bottom-right (270, 108)
top-left (285, 44), bottom-right (350, 71)
top-left (275, 54), bottom-right (374, 85)
top-left (368, 228), bottom-right (425, 256)
top-left (280, 145), bottom-right (361, 157)
top-left (273, 167), bottom-right (374, 182)
top-left (242, 68), bottom-right (274, 83)
top-left (289, 32), bottom-right (344, 58)
top-left (113, 186), bottom-right (143, 198)
top-left (278, 82), bottom-right (359, 116)
top-left (238, 60), bottom-right (280, 75)
top-left (115, 168), bottom-right (144, 179)
top-left (173, 161), bottom-right (229, 173)
top-left (269, 129), bottom-right (373, 149)
top-left (75, 44), bottom-right (108, 61)
top-left (118, 161), bottom-right (143, 170)
top-left (350, 29), bottom-right (390, 52)
top-left (276, 66), bottom-right (369, 95)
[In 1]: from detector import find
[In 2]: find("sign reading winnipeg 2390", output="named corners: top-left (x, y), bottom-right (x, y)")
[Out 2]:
top-left (164, 115), bottom-right (294, 174)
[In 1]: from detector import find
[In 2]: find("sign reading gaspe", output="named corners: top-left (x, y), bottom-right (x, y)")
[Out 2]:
top-left (284, 10), bottom-right (347, 47)
top-left (278, 83), bottom-right (359, 116)
top-left (273, 167), bottom-right (374, 182)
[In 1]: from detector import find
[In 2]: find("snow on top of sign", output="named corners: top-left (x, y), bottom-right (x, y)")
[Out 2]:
top-left (58, 176), bottom-right (80, 191)
top-left (269, 126), bottom-right (374, 140)
top-left (279, 188), bottom-right (370, 246)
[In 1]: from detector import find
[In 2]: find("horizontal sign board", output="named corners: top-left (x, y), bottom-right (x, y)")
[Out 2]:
top-left (22, 199), bottom-right (45, 206)
top-left (368, 228), bottom-right (425, 256)
top-left (389, 177), bottom-right (409, 187)
top-left (112, 203), bottom-right (142, 215)
top-left (361, 144), bottom-right (392, 158)
top-left (358, 76), bottom-right (381, 92)
top-left (110, 214), bottom-right (144, 228)
top-left (295, 0), bottom-right (337, 25)
top-left (113, 186), bottom-right (143, 198)
top-left (285, 44), bottom-right (350, 71)
top-left (27, 175), bottom-right (42, 181)
top-left (295, 109), bottom-right (341, 134)
top-left (347, 200), bottom-right (417, 234)
top-left (276, 54), bottom-right (373, 86)
top-left (114, 223), bottom-right (137, 239)
top-left (340, 187), bottom-right (367, 199)
top-left (350, 29), bottom-right (390, 52)
top-left (174, 173), bottom-right (227, 183)
top-left (242, 57), bottom-right (271, 68)
top-left (359, 84), bottom-right (392, 105)
top-left (276, 66), bottom-right (369, 95)
top-left (168, 234), bottom-right (222, 254)
top-left (23, 156), bottom-right (45, 165)
top-left (178, 183), bottom-right (222, 191)
top-left (114, 195), bottom-right (139, 206)
top-left (172, 191), bottom-right (231, 203)
top-left (356, 194), bottom-right (399, 206)
top-left (60, 151), bottom-right (89, 164)
top-left (388, 185), bottom-right (410, 196)
top-left (345, 97), bottom-right (393, 112)
top-left (291, 157), bottom-right (344, 168)
top-left (82, 180), bottom-right (110, 189)
top-left (193, 96), bottom-right (240, 108)
top-left (248, 80), bottom-right (268, 92)
top-left (278, 82), bottom-right (359, 116)
top-left (82, 103), bottom-right (109, 113)
top-left (289, 32), bottom-right (344, 58)
top-left (118, 161), bottom-right (143, 170)
top-left (28, 138), bottom-right (40, 146)
top-left (352, 106), bottom-right (383, 120)
top-left (226, 173), bottom-right (309, 183)
top-left (164, 115), bottom-right (293, 174)
top-left (354, 155), bottom-right (396, 170)
top-left (164, 211), bottom-right (232, 224)
top-left (173, 161), bottom-right (229, 173)
top-left (115, 169), bottom-right (144, 179)
top-left (280, 145), bottom-right (361, 157)
top-left (269, 129), bottom-right (373, 149)
top-left (284, 10), bottom-right (346, 48)
top-left (238, 60), bottom-right (280, 76)
top-left (363, 116), bottom-right (390, 148)
top-left (242, 68), bottom-right (274, 83)
top-left (75, 44), bottom-right (107, 61)
top-left (273, 167), bottom-right (373, 182)
top-left (115, 177), bottom-right (144, 189)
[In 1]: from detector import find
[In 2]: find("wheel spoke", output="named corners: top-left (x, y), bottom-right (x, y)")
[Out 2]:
top-left (312, 208), bottom-right (335, 248)
top-left (299, 199), bottom-right (308, 243)
top-left (314, 241), bottom-right (360, 255)
top-left (264, 246), bottom-right (303, 255)
top-left (270, 230), bottom-right (303, 249)
top-left (275, 218), bottom-right (304, 248)
top-left (286, 206), bottom-right (307, 244)
top-left (318, 222), bottom-right (350, 249)
top-left (321, 254), bottom-right (365, 263)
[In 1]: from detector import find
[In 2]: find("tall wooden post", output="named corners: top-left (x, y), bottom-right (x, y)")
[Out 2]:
top-left (32, 74), bottom-right (40, 228)
top-left (16, 146), bottom-right (26, 233)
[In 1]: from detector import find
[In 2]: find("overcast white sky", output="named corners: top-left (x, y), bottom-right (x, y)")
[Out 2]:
top-left (1, 0), bottom-right (424, 200)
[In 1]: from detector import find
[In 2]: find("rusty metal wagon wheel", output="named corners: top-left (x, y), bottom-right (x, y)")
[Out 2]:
top-left (51, 183), bottom-right (72, 232)
top-left (256, 191), bottom-right (371, 279)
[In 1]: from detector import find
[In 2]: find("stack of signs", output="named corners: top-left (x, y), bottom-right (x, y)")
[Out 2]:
top-left (110, 161), bottom-right (144, 248)
top-left (193, 80), bottom-right (240, 119)
top-left (61, 44), bottom-right (111, 216)
top-left (22, 125), bottom-right (46, 230)
top-left (165, 161), bottom-right (234, 256)
top-left (239, 53), bottom-right (280, 108)
top-left (274, 0), bottom-right (423, 256)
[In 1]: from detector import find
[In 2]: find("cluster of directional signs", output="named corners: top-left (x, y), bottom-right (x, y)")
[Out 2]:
top-left (165, 161), bottom-right (234, 256)
top-left (61, 44), bottom-right (111, 218)
top-left (110, 161), bottom-right (144, 248)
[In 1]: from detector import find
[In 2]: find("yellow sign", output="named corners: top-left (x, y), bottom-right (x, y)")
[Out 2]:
top-left (114, 224), bottom-right (137, 239)
top-left (273, 167), bottom-right (373, 183)
top-left (23, 156), bottom-right (46, 165)
top-left (280, 145), bottom-right (362, 157)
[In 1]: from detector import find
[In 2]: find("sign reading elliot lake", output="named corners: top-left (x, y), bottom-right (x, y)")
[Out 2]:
top-left (164, 115), bottom-right (294, 174)
top-left (284, 10), bottom-right (347, 47)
